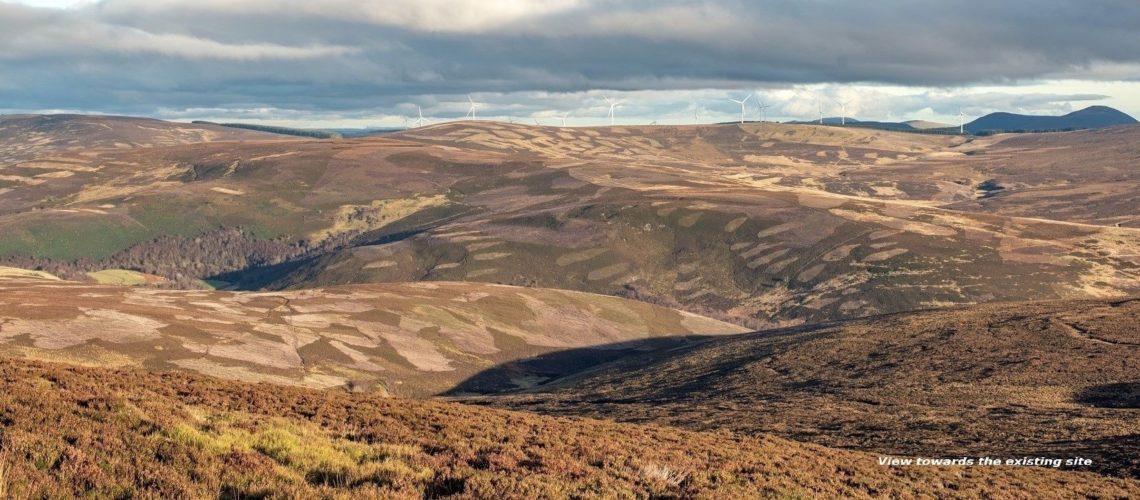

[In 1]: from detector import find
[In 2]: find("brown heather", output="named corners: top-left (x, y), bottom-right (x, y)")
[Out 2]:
top-left (0, 358), bottom-right (1138, 498)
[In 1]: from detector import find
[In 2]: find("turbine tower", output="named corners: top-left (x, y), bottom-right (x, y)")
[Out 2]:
top-left (838, 99), bottom-right (850, 125)
top-left (958, 107), bottom-right (967, 134)
top-left (560, 112), bottom-right (571, 127)
top-left (603, 96), bottom-right (622, 126)
top-left (817, 100), bottom-right (824, 124)
top-left (414, 106), bottom-right (425, 128)
top-left (757, 99), bottom-right (771, 123)
top-left (465, 95), bottom-right (481, 119)
top-left (729, 94), bottom-right (752, 124)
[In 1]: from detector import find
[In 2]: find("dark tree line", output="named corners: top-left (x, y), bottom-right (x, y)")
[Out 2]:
top-left (0, 227), bottom-right (357, 289)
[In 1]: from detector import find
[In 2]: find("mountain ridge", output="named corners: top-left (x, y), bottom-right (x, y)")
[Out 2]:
top-left (965, 105), bottom-right (1138, 133)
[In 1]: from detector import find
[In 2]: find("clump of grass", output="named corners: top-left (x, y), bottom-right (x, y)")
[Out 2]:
top-left (639, 462), bottom-right (688, 487)
top-left (638, 462), bottom-right (690, 496)
top-left (163, 422), bottom-right (253, 455)
top-left (165, 416), bottom-right (434, 490)
top-left (0, 455), bottom-right (9, 499)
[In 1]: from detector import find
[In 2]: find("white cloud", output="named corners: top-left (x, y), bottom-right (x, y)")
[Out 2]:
top-left (2, 0), bottom-right (1139, 124)
top-left (93, 0), bottom-right (588, 33)
top-left (105, 30), bottom-right (359, 60)
top-left (4, 0), bottom-right (96, 8)
top-left (0, 8), bottom-right (359, 60)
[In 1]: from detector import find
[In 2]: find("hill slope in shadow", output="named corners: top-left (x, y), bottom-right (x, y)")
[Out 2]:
top-left (467, 297), bottom-right (1140, 477)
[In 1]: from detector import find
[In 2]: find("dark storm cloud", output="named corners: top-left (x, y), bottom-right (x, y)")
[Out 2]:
top-left (1, 0), bottom-right (1138, 116)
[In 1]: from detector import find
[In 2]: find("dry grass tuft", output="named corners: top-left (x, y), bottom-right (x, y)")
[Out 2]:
top-left (0, 456), bottom-right (9, 499)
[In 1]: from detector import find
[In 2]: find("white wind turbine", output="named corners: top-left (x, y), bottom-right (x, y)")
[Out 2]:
top-left (838, 99), bottom-right (850, 125)
top-left (560, 112), bottom-right (571, 127)
top-left (603, 96), bottom-right (622, 126)
top-left (958, 107), bottom-right (967, 134)
top-left (465, 95), bottom-right (481, 119)
top-left (817, 100), bottom-right (824, 124)
top-left (729, 94), bottom-right (752, 124)
top-left (756, 98), bottom-right (771, 123)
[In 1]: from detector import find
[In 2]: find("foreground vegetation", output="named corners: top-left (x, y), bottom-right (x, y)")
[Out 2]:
top-left (1, 358), bottom-right (1136, 498)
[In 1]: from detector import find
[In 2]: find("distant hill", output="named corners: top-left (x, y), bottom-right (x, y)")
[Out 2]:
top-left (783, 117), bottom-right (963, 134)
top-left (782, 107), bottom-right (1137, 135)
top-left (328, 127), bottom-right (406, 138)
top-left (904, 119), bottom-right (953, 129)
top-left (965, 106), bottom-right (1137, 134)
top-left (784, 117), bottom-right (893, 127)
top-left (0, 114), bottom-right (283, 156)
top-left (191, 121), bottom-right (343, 139)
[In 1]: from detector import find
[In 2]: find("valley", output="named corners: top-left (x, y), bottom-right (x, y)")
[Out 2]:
top-left (1, 114), bottom-right (1138, 496)
top-left (2, 116), bottom-right (1138, 328)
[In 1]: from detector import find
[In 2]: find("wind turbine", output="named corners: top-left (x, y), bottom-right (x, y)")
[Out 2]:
top-left (958, 107), bottom-right (967, 134)
top-left (756, 98), bottom-right (771, 123)
top-left (560, 112), bottom-right (571, 127)
top-left (729, 94), bottom-right (752, 124)
top-left (534, 118), bottom-right (541, 126)
top-left (465, 95), bottom-right (481, 119)
top-left (414, 106), bottom-right (426, 128)
top-left (817, 100), bottom-right (824, 124)
top-left (838, 99), bottom-right (850, 125)
top-left (603, 96), bottom-right (621, 126)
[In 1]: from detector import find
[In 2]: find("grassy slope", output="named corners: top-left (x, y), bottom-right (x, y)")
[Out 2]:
top-left (3, 118), bottom-right (1138, 327)
top-left (269, 122), bottom-right (1140, 326)
top-left (474, 297), bottom-right (1140, 477)
top-left (1, 358), bottom-right (1137, 499)
top-left (0, 277), bottom-right (745, 396)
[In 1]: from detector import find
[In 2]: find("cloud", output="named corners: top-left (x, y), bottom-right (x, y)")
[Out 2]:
top-left (1, 0), bottom-right (1138, 122)
top-left (90, 0), bottom-right (587, 33)
top-left (0, 4), bottom-right (358, 61)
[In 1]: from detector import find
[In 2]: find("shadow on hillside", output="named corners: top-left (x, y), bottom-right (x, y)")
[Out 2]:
top-left (439, 335), bottom-right (731, 397)
top-left (1075, 382), bottom-right (1140, 409)
top-left (438, 320), bottom-right (845, 398)
top-left (1044, 433), bottom-right (1140, 477)
top-left (207, 228), bottom-right (429, 291)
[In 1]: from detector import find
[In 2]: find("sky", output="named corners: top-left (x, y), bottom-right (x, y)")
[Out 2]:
top-left (2, 0), bottom-right (1139, 128)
